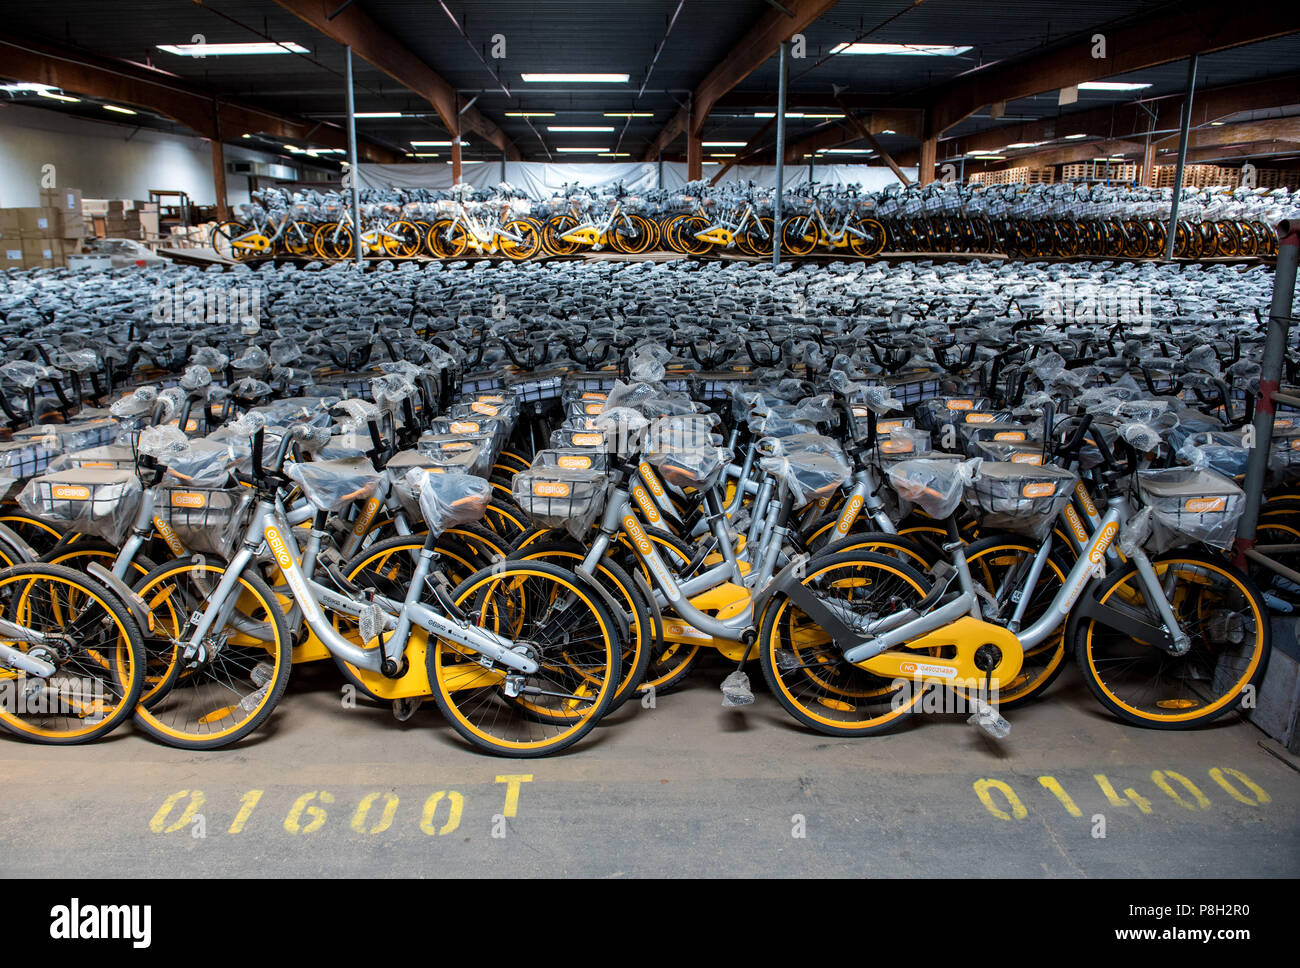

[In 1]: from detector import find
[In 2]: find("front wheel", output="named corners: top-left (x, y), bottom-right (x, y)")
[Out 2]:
top-left (781, 216), bottom-right (818, 256)
top-left (429, 560), bottom-right (621, 757)
top-left (1070, 549), bottom-right (1270, 729)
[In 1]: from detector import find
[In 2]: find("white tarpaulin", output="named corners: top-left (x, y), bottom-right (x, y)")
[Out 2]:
top-left (355, 161), bottom-right (915, 198)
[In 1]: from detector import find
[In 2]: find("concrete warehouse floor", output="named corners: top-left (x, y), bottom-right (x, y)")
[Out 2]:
top-left (0, 656), bottom-right (1295, 878)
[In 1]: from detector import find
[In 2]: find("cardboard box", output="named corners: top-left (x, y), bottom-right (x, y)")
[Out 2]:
top-left (0, 208), bottom-right (20, 238)
top-left (1, 243), bottom-right (23, 270)
top-left (58, 210), bottom-right (87, 238)
top-left (18, 207), bottom-right (60, 238)
top-left (40, 187), bottom-right (82, 216)
top-left (138, 211), bottom-right (159, 237)
top-left (21, 238), bottom-right (56, 268)
top-left (82, 198), bottom-right (109, 216)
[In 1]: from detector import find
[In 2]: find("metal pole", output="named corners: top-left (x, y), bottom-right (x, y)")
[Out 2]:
top-left (1163, 54), bottom-right (1198, 261)
top-left (345, 45), bottom-right (363, 267)
top-left (772, 40), bottom-right (788, 267)
top-left (658, 152), bottom-right (663, 190)
top-left (501, 150), bottom-right (507, 184)
top-left (1234, 219), bottom-right (1299, 567)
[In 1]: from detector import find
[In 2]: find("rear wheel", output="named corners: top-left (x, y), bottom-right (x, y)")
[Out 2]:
top-left (849, 217), bottom-right (887, 258)
top-left (498, 219), bottom-right (542, 260)
top-left (758, 551), bottom-right (931, 736)
top-left (782, 216), bottom-right (819, 256)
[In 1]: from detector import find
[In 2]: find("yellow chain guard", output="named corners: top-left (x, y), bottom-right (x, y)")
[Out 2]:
top-left (857, 616), bottom-right (1023, 689)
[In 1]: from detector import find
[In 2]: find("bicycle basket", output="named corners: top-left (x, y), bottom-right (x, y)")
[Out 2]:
top-left (14, 418), bottom-right (119, 454)
top-left (415, 432), bottom-right (494, 477)
top-left (513, 467), bottom-right (608, 537)
top-left (155, 483), bottom-right (256, 560)
top-left (0, 438), bottom-right (59, 481)
top-left (533, 448), bottom-right (610, 473)
top-left (974, 441), bottom-right (1047, 465)
top-left (915, 396), bottom-right (993, 432)
top-left (643, 444), bottom-right (731, 491)
top-left (876, 428), bottom-right (931, 461)
top-left (46, 444), bottom-right (139, 474)
top-left (759, 449), bottom-right (851, 508)
top-left (18, 468), bottom-right (143, 545)
top-left (1269, 427), bottom-right (1300, 482)
top-left (1137, 466), bottom-right (1244, 553)
top-left (967, 462), bottom-right (1078, 538)
top-left (284, 457), bottom-right (382, 513)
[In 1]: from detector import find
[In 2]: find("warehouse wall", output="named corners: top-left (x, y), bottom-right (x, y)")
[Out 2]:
top-left (0, 103), bottom-right (297, 209)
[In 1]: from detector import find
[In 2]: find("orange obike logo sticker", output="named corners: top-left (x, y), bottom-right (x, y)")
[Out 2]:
top-left (1291, 438), bottom-right (1300, 451)
top-left (573, 433), bottom-right (603, 447)
top-left (995, 431), bottom-right (1026, 441)
top-left (170, 491), bottom-right (205, 508)
top-left (52, 485), bottom-right (90, 500)
top-left (442, 442), bottom-right (471, 453)
top-left (878, 420), bottom-right (904, 432)
top-left (1075, 481), bottom-right (1097, 516)
top-left (82, 461), bottom-right (115, 468)
top-left (478, 394), bottom-right (505, 404)
top-left (639, 463), bottom-right (665, 497)
top-left (1089, 521), bottom-right (1119, 563)
top-left (1185, 496), bottom-right (1226, 513)
top-left (633, 485), bottom-right (661, 522)
top-left (265, 526), bottom-right (294, 570)
top-left (622, 514), bottom-right (652, 555)
top-left (449, 420), bottom-right (480, 434)
top-left (1064, 505), bottom-right (1088, 543)
top-left (470, 401), bottom-right (498, 416)
top-left (153, 516), bottom-right (184, 555)
top-left (533, 481), bottom-right (570, 498)
top-left (1022, 482), bottom-right (1055, 498)
top-left (880, 439), bottom-right (912, 453)
top-left (584, 402), bottom-right (604, 415)
top-left (947, 399), bottom-right (973, 411)
top-left (558, 454), bottom-right (591, 469)
top-left (581, 391), bottom-right (606, 400)
top-left (1011, 452), bottom-right (1043, 464)
top-left (836, 494), bottom-right (864, 534)
top-left (965, 412), bottom-right (994, 424)
top-left (351, 496), bottom-right (381, 536)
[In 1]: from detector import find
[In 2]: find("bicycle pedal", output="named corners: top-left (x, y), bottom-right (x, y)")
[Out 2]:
top-left (249, 662), bottom-right (274, 688)
top-left (391, 697), bottom-right (422, 722)
top-left (966, 698), bottom-right (1011, 739)
top-left (720, 670), bottom-right (754, 707)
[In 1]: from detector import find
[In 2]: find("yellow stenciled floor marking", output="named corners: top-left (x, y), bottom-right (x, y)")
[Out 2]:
top-left (1094, 774), bottom-right (1153, 814)
top-left (1209, 768), bottom-right (1270, 806)
top-left (228, 790), bottom-right (263, 834)
top-left (1037, 776), bottom-right (1083, 817)
top-left (973, 778), bottom-right (1027, 821)
top-left (1151, 770), bottom-right (1211, 810)
top-left (495, 774), bottom-right (533, 818)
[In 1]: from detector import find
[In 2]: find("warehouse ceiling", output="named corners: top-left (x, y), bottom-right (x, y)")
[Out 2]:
top-left (1, 0), bottom-right (1297, 167)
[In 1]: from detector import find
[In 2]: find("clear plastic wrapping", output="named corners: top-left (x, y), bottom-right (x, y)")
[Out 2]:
top-left (409, 467), bottom-right (492, 536)
top-left (967, 461), bottom-right (1078, 538)
top-left (284, 457), bottom-right (382, 512)
top-left (1137, 466), bottom-right (1244, 552)
top-left (18, 468), bottom-right (143, 545)
top-left (415, 432), bottom-right (494, 477)
top-left (643, 441), bottom-right (732, 490)
top-left (759, 447), bottom-right (851, 508)
top-left (887, 458), bottom-right (979, 520)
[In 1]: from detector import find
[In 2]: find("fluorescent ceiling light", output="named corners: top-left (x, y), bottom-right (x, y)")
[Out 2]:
top-left (1006, 142), bottom-right (1043, 149)
top-left (547, 125), bottom-right (615, 132)
top-left (598, 152), bottom-right (631, 157)
top-left (1077, 81), bottom-right (1151, 91)
top-left (604, 112), bottom-right (653, 117)
top-left (1, 82), bottom-right (56, 92)
top-left (1210, 121), bottom-right (1225, 126)
top-left (754, 111), bottom-right (805, 118)
top-left (703, 141), bottom-right (747, 147)
top-left (353, 112), bottom-right (404, 118)
top-left (407, 152), bottom-right (439, 158)
top-left (801, 112), bottom-right (844, 118)
top-left (520, 73), bottom-right (628, 83)
top-left (505, 111), bottom-right (554, 117)
top-left (819, 148), bottom-right (871, 154)
top-left (830, 43), bottom-right (972, 56)
top-left (1064, 133), bottom-right (1088, 139)
top-left (411, 140), bottom-right (462, 147)
top-left (447, 160), bottom-right (483, 164)
top-left (702, 161), bottom-right (720, 166)
top-left (556, 147), bottom-right (608, 152)
top-left (880, 129), bottom-right (896, 134)
top-left (972, 155), bottom-right (1006, 160)
top-left (103, 104), bottom-right (137, 115)
top-left (38, 90), bottom-right (80, 102)
top-left (710, 153), bottom-right (737, 158)
top-left (241, 133), bottom-right (252, 138)
top-left (313, 148), bottom-right (345, 154)
top-left (158, 42), bottom-right (309, 56)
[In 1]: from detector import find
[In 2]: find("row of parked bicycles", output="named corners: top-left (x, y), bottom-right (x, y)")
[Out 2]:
top-left (0, 252), bottom-right (1296, 756)
top-left (210, 182), bottom-right (1297, 264)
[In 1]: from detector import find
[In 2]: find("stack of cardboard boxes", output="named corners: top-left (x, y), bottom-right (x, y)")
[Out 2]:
top-left (0, 187), bottom-right (87, 270)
